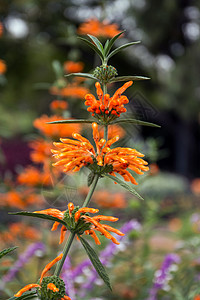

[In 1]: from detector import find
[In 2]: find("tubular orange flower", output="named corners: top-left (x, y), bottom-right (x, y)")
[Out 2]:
top-left (85, 81), bottom-right (133, 120)
top-left (50, 83), bottom-right (89, 99)
top-left (77, 18), bottom-right (121, 38)
top-left (17, 166), bottom-right (52, 187)
top-left (34, 202), bottom-right (124, 245)
top-left (52, 122), bottom-right (149, 185)
top-left (50, 100), bottom-right (68, 112)
top-left (0, 59), bottom-right (6, 74)
top-left (64, 61), bottom-right (84, 73)
top-left (33, 115), bottom-right (81, 139)
top-left (15, 284), bottom-right (41, 297)
top-left (14, 254), bottom-right (71, 299)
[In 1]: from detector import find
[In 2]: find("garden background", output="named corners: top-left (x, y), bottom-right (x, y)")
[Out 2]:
top-left (0, 0), bottom-right (200, 299)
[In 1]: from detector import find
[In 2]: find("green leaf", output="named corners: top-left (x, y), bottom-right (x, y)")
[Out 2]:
top-left (104, 30), bottom-right (125, 56)
top-left (77, 37), bottom-right (104, 61)
top-left (79, 236), bottom-right (112, 291)
top-left (87, 34), bottom-right (104, 53)
top-left (65, 72), bottom-right (98, 80)
top-left (88, 172), bottom-right (95, 187)
top-left (103, 174), bottom-right (144, 200)
top-left (9, 212), bottom-right (67, 227)
top-left (109, 75), bottom-right (150, 83)
top-left (111, 118), bottom-right (161, 128)
top-left (0, 246), bottom-right (18, 259)
top-left (107, 41), bottom-right (140, 60)
top-left (103, 39), bottom-right (109, 55)
top-left (8, 291), bottom-right (38, 300)
top-left (47, 119), bottom-right (96, 124)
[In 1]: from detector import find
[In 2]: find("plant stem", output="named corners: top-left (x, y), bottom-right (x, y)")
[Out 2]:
top-left (54, 232), bottom-right (75, 276)
top-left (104, 124), bottom-right (108, 141)
top-left (54, 174), bottom-right (99, 277)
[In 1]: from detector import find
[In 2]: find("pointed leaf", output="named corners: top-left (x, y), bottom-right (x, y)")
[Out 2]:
top-left (0, 246), bottom-right (18, 259)
top-left (8, 291), bottom-right (38, 300)
top-left (111, 118), bottom-right (161, 128)
top-left (79, 236), bottom-right (112, 291)
top-left (65, 73), bottom-right (98, 80)
top-left (87, 34), bottom-right (104, 53)
top-left (104, 30), bottom-right (125, 56)
top-left (109, 75), bottom-right (150, 83)
top-left (103, 174), bottom-right (144, 200)
top-left (47, 119), bottom-right (96, 124)
top-left (9, 212), bottom-right (67, 227)
top-left (77, 37), bottom-right (104, 61)
top-left (103, 39), bottom-right (109, 55)
top-left (107, 41), bottom-right (141, 60)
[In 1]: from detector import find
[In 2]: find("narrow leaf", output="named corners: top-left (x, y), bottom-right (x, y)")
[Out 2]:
top-left (87, 34), bottom-right (104, 53)
top-left (107, 41), bottom-right (140, 60)
top-left (77, 37), bottom-right (104, 61)
top-left (65, 73), bottom-right (98, 80)
top-left (47, 119), bottom-right (96, 124)
top-left (104, 174), bottom-right (144, 200)
top-left (111, 118), bottom-right (161, 128)
top-left (79, 236), bottom-right (112, 291)
top-left (103, 40), bottom-right (109, 56)
top-left (8, 291), bottom-right (38, 300)
top-left (0, 246), bottom-right (18, 259)
top-left (104, 30), bottom-right (125, 56)
top-left (9, 212), bottom-right (67, 227)
top-left (109, 75), bottom-right (150, 83)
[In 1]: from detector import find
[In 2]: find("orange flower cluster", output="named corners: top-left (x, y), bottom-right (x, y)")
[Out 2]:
top-left (77, 18), bottom-right (121, 38)
top-left (64, 61), bottom-right (84, 73)
top-left (0, 222), bottom-right (41, 246)
top-left (94, 190), bottom-right (126, 209)
top-left (34, 202), bottom-right (124, 245)
top-left (1, 190), bottom-right (43, 209)
top-left (14, 253), bottom-right (71, 300)
top-left (50, 100), bottom-right (68, 112)
top-left (33, 115), bottom-right (81, 139)
top-left (52, 122), bottom-right (148, 185)
top-left (85, 81), bottom-right (133, 118)
top-left (29, 138), bottom-right (52, 165)
top-left (17, 166), bottom-right (52, 187)
top-left (50, 83), bottom-right (89, 99)
top-left (0, 59), bottom-right (6, 74)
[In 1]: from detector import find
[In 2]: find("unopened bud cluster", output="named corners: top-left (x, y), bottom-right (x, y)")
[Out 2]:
top-left (39, 275), bottom-right (66, 300)
top-left (63, 205), bottom-right (91, 234)
top-left (93, 65), bottom-right (117, 83)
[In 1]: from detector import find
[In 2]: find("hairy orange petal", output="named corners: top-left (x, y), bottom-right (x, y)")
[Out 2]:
top-left (40, 253), bottom-right (63, 284)
top-left (59, 226), bottom-right (67, 244)
top-left (47, 283), bottom-right (59, 292)
top-left (14, 284), bottom-right (41, 297)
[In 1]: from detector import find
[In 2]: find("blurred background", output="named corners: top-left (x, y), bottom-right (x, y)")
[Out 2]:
top-left (0, 0), bottom-right (200, 299)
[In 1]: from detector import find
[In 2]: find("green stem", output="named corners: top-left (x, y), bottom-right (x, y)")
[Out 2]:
top-left (54, 174), bottom-right (99, 277)
top-left (104, 124), bottom-right (108, 141)
top-left (54, 232), bottom-right (75, 276)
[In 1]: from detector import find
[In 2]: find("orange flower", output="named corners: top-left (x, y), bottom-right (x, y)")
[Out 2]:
top-left (35, 202), bottom-right (124, 245)
top-left (194, 296), bottom-right (200, 300)
top-left (0, 22), bottom-right (3, 37)
top-left (1, 189), bottom-right (43, 209)
top-left (52, 122), bottom-right (148, 185)
top-left (64, 61), bottom-right (84, 73)
top-left (50, 100), bottom-right (68, 112)
top-left (33, 115), bottom-right (81, 139)
top-left (85, 81), bottom-right (133, 119)
top-left (17, 166), bottom-right (52, 187)
top-left (93, 190), bottom-right (126, 209)
top-left (149, 163), bottom-right (159, 175)
top-left (29, 138), bottom-right (52, 164)
top-left (0, 59), bottom-right (6, 74)
top-left (14, 254), bottom-right (71, 300)
top-left (77, 18), bottom-right (121, 38)
top-left (50, 83), bottom-right (89, 99)
top-left (191, 178), bottom-right (200, 196)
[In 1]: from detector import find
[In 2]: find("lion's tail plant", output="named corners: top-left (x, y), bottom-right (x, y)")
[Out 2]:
top-left (10, 31), bottom-right (160, 300)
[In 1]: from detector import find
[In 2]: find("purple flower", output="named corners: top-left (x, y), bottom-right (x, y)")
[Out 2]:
top-left (0, 242), bottom-right (45, 290)
top-left (147, 253), bottom-right (180, 300)
top-left (61, 256), bottom-right (76, 300)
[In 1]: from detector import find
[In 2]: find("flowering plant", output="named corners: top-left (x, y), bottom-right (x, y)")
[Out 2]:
top-left (5, 28), bottom-right (160, 300)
